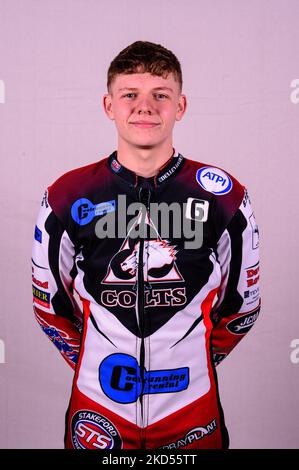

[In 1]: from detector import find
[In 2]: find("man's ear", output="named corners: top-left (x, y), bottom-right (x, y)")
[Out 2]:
top-left (103, 94), bottom-right (115, 120)
top-left (175, 94), bottom-right (187, 121)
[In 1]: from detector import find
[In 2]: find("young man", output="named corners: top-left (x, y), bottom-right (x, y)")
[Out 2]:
top-left (32, 41), bottom-right (261, 449)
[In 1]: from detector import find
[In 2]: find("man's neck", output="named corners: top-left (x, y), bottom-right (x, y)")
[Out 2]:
top-left (116, 141), bottom-right (175, 178)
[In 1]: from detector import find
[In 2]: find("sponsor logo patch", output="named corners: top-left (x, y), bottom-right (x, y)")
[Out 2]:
top-left (185, 198), bottom-right (209, 222)
top-left (32, 285), bottom-right (50, 308)
top-left (71, 198), bottom-right (116, 226)
top-left (34, 225), bottom-right (42, 243)
top-left (246, 262), bottom-right (259, 287)
top-left (160, 418), bottom-right (217, 449)
top-left (99, 353), bottom-right (189, 404)
top-left (244, 286), bottom-right (259, 306)
top-left (226, 306), bottom-right (260, 335)
top-left (196, 166), bottom-right (232, 195)
top-left (71, 410), bottom-right (122, 449)
top-left (41, 190), bottom-right (49, 208)
top-left (157, 154), bottom-right (184, 183)
top-left (111, 158), bottom-right (122, 173)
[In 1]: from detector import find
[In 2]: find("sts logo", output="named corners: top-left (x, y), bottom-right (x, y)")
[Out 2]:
top-left (71, 410), bottom-right (122, 449)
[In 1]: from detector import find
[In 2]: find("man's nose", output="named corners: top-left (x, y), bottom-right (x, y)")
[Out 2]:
top-left (136, 96), bottom-right (154, 114)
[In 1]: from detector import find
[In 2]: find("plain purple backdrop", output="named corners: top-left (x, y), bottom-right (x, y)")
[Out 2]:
top-left (0, 0), bottom-right (298, 448)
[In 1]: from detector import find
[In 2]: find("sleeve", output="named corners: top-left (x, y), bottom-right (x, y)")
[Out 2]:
top-left (31, 189), bottom-right (83, 370)
top-left (211, 189), bottom-right (261, 366)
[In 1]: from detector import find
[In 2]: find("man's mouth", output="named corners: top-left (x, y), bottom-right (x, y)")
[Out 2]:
top-left (130, 121), bottom-right (160, 129)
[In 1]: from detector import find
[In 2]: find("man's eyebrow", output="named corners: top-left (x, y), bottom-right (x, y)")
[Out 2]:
top-left (117, 87), bottom-right (174, 93)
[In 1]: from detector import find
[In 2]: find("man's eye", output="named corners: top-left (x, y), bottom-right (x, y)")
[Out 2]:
top-left (122, 93), bottom-right (168, 99)
top-left (124, 93), bottom-right (136, 98)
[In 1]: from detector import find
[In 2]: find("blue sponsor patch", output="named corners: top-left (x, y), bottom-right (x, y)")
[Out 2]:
top-left (71, 198), bottom-right (116, 226)
top-left (34, 225), bottom-right (42, 243)
top-left (196, 166), bottom-right (232, 195)
top-left (99, 353), bottom-right (189, 404)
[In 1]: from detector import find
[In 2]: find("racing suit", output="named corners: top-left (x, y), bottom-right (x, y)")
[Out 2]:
top-left (31, 149), bottom-right (260, 449)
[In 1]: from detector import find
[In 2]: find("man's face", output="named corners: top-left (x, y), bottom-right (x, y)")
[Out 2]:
top-left (103, 72), bottom-right (186, 150)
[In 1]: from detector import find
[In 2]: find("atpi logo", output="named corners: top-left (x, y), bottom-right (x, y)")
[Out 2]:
top-left (71, 410), bottom-right (122, 449)
top-left (196, 166), bottom-right (232, 195)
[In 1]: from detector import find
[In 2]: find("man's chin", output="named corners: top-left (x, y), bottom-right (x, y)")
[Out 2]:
top-left (121, 135), bottom-right (168, 151)
top-left (135, 143), bottom-right (156, 150)
top-left (127, 140), bottom-right (160, 150)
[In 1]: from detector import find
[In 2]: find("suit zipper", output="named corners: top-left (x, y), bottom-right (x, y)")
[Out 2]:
top-left (137, 234), bottom-right (146, 448)
top-left (137, 186), bottom-right (150, 449)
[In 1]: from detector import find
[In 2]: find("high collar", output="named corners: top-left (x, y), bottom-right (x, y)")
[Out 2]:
top-left (107, 148), bottom-right (185, 188)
